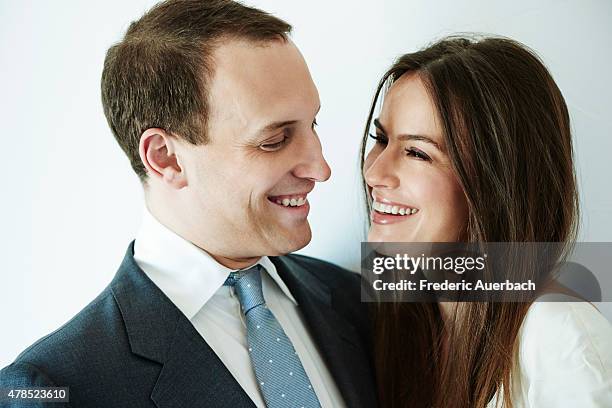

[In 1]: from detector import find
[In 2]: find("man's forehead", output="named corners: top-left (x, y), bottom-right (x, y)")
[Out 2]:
top-left (211, 39), bottom-right (307, 92)
top-left (207, 38), bottom-right (319, 135)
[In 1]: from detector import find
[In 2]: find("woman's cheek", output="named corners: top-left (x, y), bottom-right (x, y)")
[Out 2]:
top-left (418, 174), bottom-right (467, 238)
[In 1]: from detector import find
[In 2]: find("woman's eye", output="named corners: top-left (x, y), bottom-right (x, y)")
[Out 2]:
top-left (260, 136), bottom-right (288, 151)
top-left (405, 147), bottom-right (431, 161)
top-left (312, 118), bottom-right (318, 129)
top-left (369, 133), bottom-right (388, 145)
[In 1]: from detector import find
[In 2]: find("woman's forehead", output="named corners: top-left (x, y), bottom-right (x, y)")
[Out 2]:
top-left (379, 74), bottom-right (443, 144)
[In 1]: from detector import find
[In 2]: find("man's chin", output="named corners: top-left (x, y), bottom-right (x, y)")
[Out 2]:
top-left (271, 223), bottom-right (312, 255)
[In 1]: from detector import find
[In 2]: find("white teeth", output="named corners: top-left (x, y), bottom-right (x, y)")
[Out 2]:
top-left (372, 200), bottom-right (417, 216)
top-left (274, 196), bottom-right (307, 207)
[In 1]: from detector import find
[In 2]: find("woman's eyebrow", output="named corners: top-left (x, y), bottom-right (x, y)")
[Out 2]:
top-left (374, 118), bottom-right (443, 151)
top-left (397, 134), bottom-right (442, 151)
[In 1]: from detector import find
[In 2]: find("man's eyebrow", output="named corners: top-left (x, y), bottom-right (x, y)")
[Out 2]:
top-left (255, 105), bottom-right (321, 136)
top-left (259, 120), bottom-right (299, 134)
top-left (245, 119), bottom-right (299, 145)
top-left (374, 118), bottom-right (443, 151)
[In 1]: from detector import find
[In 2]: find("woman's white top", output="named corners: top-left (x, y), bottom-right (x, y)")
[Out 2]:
top-left (488, 299), bottom-right (612, 407)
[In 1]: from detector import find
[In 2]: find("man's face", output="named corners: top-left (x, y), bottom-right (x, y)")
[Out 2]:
top-left (175, 39), bottom-right (330, 260)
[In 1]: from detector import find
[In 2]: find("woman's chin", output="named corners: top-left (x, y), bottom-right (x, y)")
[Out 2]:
top-left (366, 233), bottom-right (382, 243)
top-left (368, 225), bottom-right (465, 243)
top-left (367, 226), bottom-right (416, 243)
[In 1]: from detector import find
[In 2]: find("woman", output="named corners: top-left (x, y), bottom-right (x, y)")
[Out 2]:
top-left (361, 36), bottom-right (612, 407)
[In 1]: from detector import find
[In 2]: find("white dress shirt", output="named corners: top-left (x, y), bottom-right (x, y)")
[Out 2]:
top-left (488, 298), bottom-right (612, 407)
top-left (133, 209), bottom-right (345, 408)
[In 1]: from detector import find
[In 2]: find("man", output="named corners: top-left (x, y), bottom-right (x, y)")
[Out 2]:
top-left (0, 1), bottom-right (377, 407)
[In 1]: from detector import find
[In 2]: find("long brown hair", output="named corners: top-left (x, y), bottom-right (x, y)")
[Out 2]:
top-left (361, 36), bottom-right (579, 407)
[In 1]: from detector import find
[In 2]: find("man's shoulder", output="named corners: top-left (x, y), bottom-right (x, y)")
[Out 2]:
top-left (16, 288), bottom-right (121, 360)
top-left (279, 253), bottom-right (374, 353)
top-left (0, 286), bottom-right (132, 388)
top-left (279, 253), bottom-right (361, 289)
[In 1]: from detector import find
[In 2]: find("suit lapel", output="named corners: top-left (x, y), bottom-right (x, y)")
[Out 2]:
top-left (111, 243), bottom-right (255, 408)
top-left (110, 243), bottom-right (377, 408)
top-left (271, 256), bottom-right (378, 408)
top-left (150, 318), bottom-right (255, 408)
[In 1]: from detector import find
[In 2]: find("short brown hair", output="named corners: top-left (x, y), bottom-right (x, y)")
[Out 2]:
top-left (101, 0), bottom-right (292, 180)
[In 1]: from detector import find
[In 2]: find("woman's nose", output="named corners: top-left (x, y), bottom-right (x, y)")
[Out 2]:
top-left (364, 148), bottom-right (400, 190)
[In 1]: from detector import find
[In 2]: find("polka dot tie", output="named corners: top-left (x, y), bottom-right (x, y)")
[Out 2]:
top-left (224, 265), bottom-right (322, 408)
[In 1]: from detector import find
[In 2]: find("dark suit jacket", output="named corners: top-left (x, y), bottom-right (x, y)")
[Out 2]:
top-left (0, 242), bottom-right (377, 408)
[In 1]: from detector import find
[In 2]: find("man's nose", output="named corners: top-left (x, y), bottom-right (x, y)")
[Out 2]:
top-left (293, 133), bottom-right (331, 182)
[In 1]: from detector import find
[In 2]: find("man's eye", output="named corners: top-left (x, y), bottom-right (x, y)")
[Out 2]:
top-left (260, 136), bottom-right (288, 151)
top-left (369, 133), bottom-right (388, 145)
top-left (405, 147), bottom-right (431, 161)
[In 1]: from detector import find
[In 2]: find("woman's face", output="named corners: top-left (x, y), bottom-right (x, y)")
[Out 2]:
top-left (364, 73), bottom-right (468, 242)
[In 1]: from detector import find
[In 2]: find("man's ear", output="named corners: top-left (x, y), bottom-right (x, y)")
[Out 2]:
top-left (139, 128), bottom-right (187, 189)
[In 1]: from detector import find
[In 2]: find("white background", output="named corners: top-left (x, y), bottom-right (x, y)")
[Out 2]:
top-left (1, 0), bottom-right (611, 366)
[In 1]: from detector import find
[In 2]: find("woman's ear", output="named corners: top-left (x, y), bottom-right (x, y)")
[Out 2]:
top-left (138, 128), bottom-right (188, 189)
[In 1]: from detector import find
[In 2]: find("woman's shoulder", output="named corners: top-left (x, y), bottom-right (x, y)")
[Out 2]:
top-left (521, 299), bottom-right (611, 348)
top-left (519, 299), bottom-right (612, 369)
top-left (513, 299), bottom-right (612, 406)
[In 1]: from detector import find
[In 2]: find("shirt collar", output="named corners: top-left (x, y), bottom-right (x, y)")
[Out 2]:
top-left (133, 208), bottom-right (297, 320)
top-left (258, 256), bottom-right (298, 305)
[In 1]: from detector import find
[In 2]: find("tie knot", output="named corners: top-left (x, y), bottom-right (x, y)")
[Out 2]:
top-left (224, 264), bottom-right (265, 314)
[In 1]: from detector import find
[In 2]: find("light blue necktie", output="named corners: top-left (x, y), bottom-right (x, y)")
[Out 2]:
top-left (225, 265), bottom-right (322, 408)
